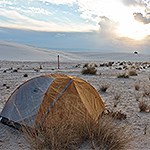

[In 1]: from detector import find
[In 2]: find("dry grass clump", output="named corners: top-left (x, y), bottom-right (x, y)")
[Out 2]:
top-left (87, 115), bottom-right (131, 150)
top-left (105, 110), bottom-right (127, 120)
top-left (98, 83), bottom-right (110, 93)
top-left (143, 86), bottom-right (150, 97)
top-left (117, 73), bottom-right (129, 78)
top-left (26, 115), bottom-right (131, 150)
top-left (134, 93), bottom-right (141, 101)
top-left (113, 93), bottom-right (121, 107)
top-left (134, 83), bottom-right (140, 91)
top-left (27, 115), bottom-right (89, 150)
top-left (138, 100), bottom-right (150, 112)
top-left (128, 69), bottom-right (138, 76)
top-left (81, 63), bottom-right (97, 75)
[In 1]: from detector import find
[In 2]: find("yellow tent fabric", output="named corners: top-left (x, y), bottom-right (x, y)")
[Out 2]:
top-left (0, 74), bottom-right (105, 129)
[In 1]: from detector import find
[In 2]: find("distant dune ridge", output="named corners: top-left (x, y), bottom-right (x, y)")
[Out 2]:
top-left (0, 41), bottom-right (149, 62)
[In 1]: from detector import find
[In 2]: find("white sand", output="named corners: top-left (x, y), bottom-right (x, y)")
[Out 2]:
top-left (0, 41), bottom-right (150, 150)
top-left (0, 41), bottom-right (150, 62)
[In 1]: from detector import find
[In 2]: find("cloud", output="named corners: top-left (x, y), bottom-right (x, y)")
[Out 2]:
top-left (0, 0), bottom-right (13, 5)
top-left (25, 7), bottom-right (52, 15)
top-left (39, 0), bottom-right (76, 5)
top-left (133, 12), bottom-right (150, 24)
top-left (0, 9), bottom-right (96, 32)
top-left (122, 0), bottom-right (141, 6)
top-left (122, 0), bottom-right (150, 8)
top-left (0, 0), bottom-right (150, 40)
top-left (98, 16), bottom-right (118, 37)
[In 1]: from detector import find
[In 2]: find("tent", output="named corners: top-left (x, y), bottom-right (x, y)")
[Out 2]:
top-left (0, 74), bottom-right (105, 130)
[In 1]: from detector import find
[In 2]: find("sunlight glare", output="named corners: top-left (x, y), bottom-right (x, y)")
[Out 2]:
top-left (116, 20), bottom-right (148, 40)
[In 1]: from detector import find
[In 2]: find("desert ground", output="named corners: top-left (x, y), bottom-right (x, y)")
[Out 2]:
top-left (0, 58), bottom-right (150, 150)
top-left (0, 41), bottom-right (150, 150)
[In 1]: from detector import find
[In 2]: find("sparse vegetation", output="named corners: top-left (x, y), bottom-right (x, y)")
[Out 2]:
top-left (138, 100), bottom-right (150, 112)
top-left (26, 115), bottom-right (131, 150)
top-left (24, 74), bottom-right (28, 77)
top-left (134, 93), bottom-right (141, 101)
top-left (128, 69), bottom-right (137, 76)
top-left (134, 83), bottom-right (140, 91)
top-left (117, 73), bottom-right (129, 78)
top-left (105, 110), bottom-right (127, 120)
top-left (1, 60), bottom-right (150, 149)
top-left (113, 93), bottom-right (121, 107)
top-left (81, 63), bottom-right (97, 75)
top-left (12, 69), bottom-right (18, 72)
top-left (143, 86), bottom-right (150, 97)
top-left (98, 83), bottom-right (110, 93)
top-left (39, 65), bottom-right (43, 69)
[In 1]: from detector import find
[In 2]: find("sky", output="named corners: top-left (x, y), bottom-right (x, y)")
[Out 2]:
top-left (0, 0), bottom-right (150, 54)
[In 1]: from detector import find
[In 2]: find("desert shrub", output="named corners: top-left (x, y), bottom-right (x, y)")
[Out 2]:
top-left (2, 83), bottom-right (7, 87)
top-left (117, 73), bottom-right (129, 78)
top-left (138, 100), bottom-right (150, 112)
top-left (26, 114), bottom-right (89, 150)
top-left (27, 115), bottom-right (131, 150)
top-left (39, 65), bottom-right (43, 69)
top-left (81, 64), bottom-right (97, 75)
top-left (134, 93), bottom-right (141, 101)
top-left (34, 68), bottom-right (39, 72)
top-left (134, 83), bottom-right (140, 91)
top-left (24, 74), bottom-right (28, 77)
top-left (87, 115), bottom-right (131, 150)
top-left (128, 69), bottom-right (137, 76)
top-left (105, 110), bottom-right (127, 120)
top-left (113, 93), bottom-right (121, 107)
top-left (83, 63), bottom-right (89, 68)
top-left (6, 86), bottom-right (10, 89)
top-left (98, 83), bottom-right (110, 92)
top-left (108, 62), bottom-right (114, 66)
top-left (143, 86), bottom-right (150, 97)
top-left (75, 64), bottom-right (81, 68)
top-left (12, 69), bottom-right (18, 72)
top-left (94, 63), bottom-right (98, 67)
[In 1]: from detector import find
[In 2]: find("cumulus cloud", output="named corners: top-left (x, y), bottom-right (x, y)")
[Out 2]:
top-left (133, 12), bottom-right (150, 24)
top-left (98, 16), bottom-right (118, 37)
top-left (122, 0), bottom-right (150, 8)
top-left (122, 0), bottom-right (141, 6)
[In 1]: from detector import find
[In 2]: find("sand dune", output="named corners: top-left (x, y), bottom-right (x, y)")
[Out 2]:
top-left (0, 41), bottom-right (149, 62)
top-left (0, 41), bottom-right (80, 62)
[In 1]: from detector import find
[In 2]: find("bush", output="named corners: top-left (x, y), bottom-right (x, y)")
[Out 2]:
top-left (117, 73), bottom-right (129, 78)
top-left (27, 115), bottom-right (131, 150)
top-left (105, 110), bottom-right (127, 120)
top-left (98, 84), bottom-right (110, 92)
top-left (128, 69), bottom-right (137, 76)
top-left (24, 74), bottom-right (28, 77)
top-left (113, 93), bottom-right (121, 107)
top-left (138, 100), bottom-right (149, 112)
top-left (82, 64), bottom-right (97, 75)
top-left (134, 83), bottom-right (140, 91)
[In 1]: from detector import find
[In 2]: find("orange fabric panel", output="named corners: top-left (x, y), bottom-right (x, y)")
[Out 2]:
top-left (35, 76), bottom-right (71, 126)
top-left (73, 78), bottom-right (105, 121)
top-left (42, 80), bottom-right (91, 128)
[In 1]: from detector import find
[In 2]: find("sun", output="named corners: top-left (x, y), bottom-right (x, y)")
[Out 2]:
top-left (116, 19), bottom-right (148, 41)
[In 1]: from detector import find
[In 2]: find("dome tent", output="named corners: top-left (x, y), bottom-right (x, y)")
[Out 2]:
top-left (0, 74), bottom-right (105, 130)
